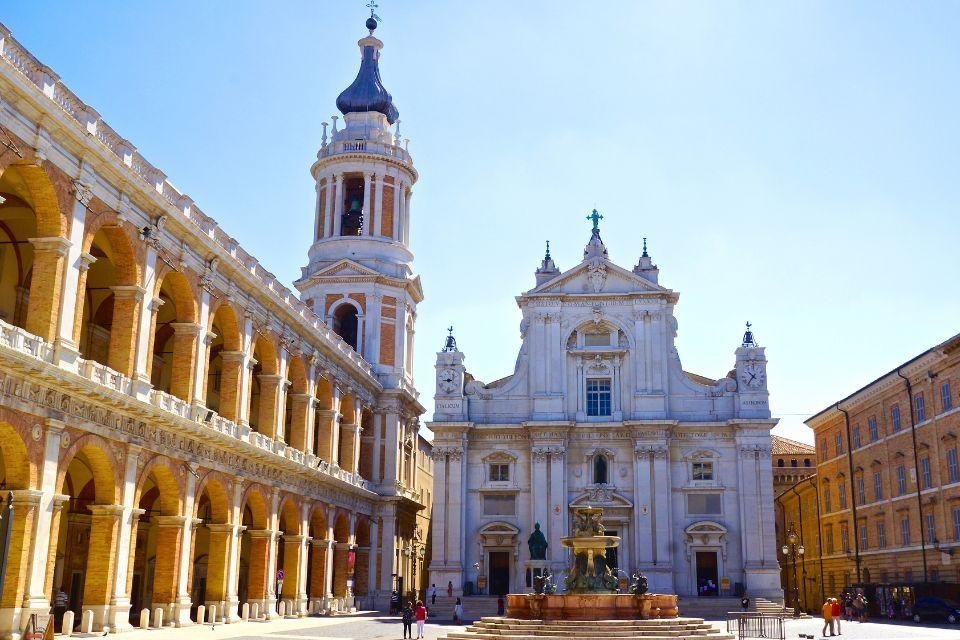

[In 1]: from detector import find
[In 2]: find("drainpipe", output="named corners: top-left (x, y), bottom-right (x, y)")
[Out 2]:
top-left (896, 367), bottom-right (929, 583)
top-left (790, 483), bottom-right (808, 612)
top-left (836, 403), bottom-right (862, 584)
top-left (809, 476), bottom-right (826, 606)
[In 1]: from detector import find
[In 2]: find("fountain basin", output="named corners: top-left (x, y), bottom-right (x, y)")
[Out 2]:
top-left (506, 593), bottom-right (679, 621)
top-left (559, 535), bottom-right (620, 551)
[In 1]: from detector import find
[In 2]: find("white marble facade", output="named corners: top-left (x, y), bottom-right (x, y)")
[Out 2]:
top-left (428, 224), bottom-right (782, 600)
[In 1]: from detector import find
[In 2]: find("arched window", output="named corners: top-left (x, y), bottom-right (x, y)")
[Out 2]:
top-left (804, 458), bottom-right (811, 467)
top-left (791, 459), bottom-right (798, 467)
top-left (777, 458), bottom-right (785, 467)
top-left (332, 304), bottom-right (359, 350)
top-left (593, 455), bottom-right (608, 485)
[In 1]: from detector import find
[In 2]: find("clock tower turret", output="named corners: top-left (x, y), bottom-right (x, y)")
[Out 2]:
top-left (434, 328), bottom-right (467, 421)
top-left (295, 13), bottom-right (421, 389)
top-left (735, 322), bottom-right (770, 419)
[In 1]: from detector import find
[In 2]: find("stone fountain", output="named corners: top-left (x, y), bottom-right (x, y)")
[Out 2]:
top-left (505, 506), bottom-right (679, 621)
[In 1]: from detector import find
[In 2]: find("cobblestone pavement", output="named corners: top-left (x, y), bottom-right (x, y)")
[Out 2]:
top-left (754, 616), bottom-right (960, 640)
top-left (92, 612), bottom-right (960, 640)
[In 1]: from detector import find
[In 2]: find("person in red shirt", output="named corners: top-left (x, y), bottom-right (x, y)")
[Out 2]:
top-left (831, 598), bottom-right (842, 635)
top-left (414, 600), bottom-right (427, 639)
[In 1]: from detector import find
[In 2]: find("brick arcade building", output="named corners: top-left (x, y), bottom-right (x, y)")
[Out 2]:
top-left (0, 15), bottom-right (431, 637)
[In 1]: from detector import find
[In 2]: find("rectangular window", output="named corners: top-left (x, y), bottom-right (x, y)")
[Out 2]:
top-left (840, 524), bottom-right (850, 553)
top-left (901, 517), bottom-right (911, 546)
top-left (948, 448), bottom-right (959, 484)
top-left (826, 527), bottom-right (835, 554)
top-left (823, 486), bottom-right (832, 512)
top-left (868, 416), bottom-right (879, 442)
top-left (856, 477), bottom-right (865, 505)
top-left (692, 461), bottom-right (714, 481)
top-left (877, 522), bottom-right (887, 548)
top-left (916, 393), bottom-right (926, 422)
top-left (942, 382), bottom-right (953, 412)
top-left (953, 508), bottom-right (960, 541)
top-left (821, 438), bottom-right (828, 461)
top-left (897, 465), bottom-right (907, 495)
top-left (859, 524), bottom-right (868, 550)
top-left (920, 456), bottom-right (932, 489)
top-left (835, 433), bottom-right (844, 456)
top-left (482, 494), bottom-right (516, 516)
top-left (838, 482), bottom-right (847, 509)
top-left (686, 493), bottom-right (722, 515)
top-left (489, 463), bottom-right (509, 482)
top-left (853, 425), bottom-right (861, 449)
top-left (926, 513), bottom-right (936, 545)
top-left (892, 405), bottom-right (901, 432)
top-left (874, 472), bottom-right (883, 501)
top-left (586, 378), bottom-right (612, 417)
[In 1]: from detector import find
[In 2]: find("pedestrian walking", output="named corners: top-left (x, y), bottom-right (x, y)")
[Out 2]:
top-left (740, 595), bottom-right (750, 612)
top-left (497, 596), bottom-right (505, 616)
top-left (390, 590), bottom-right (401, 615)
top-left (821, 598), bottom-right (835, 637)
top-left (401, 602), bottom-right (414, 639)
top-left (414, 600), bottom-right (427, 639)
top-left (454, 597), bottom-right (464, 624)
top-left (831, 597), bottom-right (842, 635)
top-left (447, 580), bottom-right (453, 597)
top-left (429, 583), bottom-right (437, 605)
top-left (53, 586), bottom-right (69, 632)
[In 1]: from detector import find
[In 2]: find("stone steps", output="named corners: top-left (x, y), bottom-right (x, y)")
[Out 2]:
top-left (436, 616), bottom-right (734, 640)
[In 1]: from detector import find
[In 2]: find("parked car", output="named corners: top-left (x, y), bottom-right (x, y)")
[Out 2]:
top-left (912, 597), bottom-right (960, 624)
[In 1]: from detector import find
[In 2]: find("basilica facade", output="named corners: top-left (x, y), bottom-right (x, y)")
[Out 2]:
top-left (0, 14), bottom-right (428, 637)
top-left (428, 222), bottom-right (782, 600)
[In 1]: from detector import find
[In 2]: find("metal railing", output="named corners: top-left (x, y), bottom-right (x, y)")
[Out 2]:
top-left (726, 613), bottom-right (785, 640)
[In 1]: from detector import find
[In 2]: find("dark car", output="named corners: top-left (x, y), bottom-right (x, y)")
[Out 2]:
top-left (912, 597), bottom-right (960, 624)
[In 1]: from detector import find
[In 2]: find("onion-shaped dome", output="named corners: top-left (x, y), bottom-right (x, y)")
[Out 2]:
top-left (336, 25), bottom-right (399, 124)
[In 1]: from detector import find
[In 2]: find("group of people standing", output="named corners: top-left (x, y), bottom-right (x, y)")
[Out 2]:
top-left (821, 592), bottom-right (870, 636)
top-left (397, 583), bottom-right (466, 639)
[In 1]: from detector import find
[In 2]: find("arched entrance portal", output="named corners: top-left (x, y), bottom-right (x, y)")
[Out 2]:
top-left (477, 522), bottom-right (520, 597)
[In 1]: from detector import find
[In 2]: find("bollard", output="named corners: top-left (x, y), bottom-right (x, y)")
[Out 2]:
top-left (139, 608), bottom-right (150, 629)
top-left (196, 605), bottom-right (205, 624)
top-left (208, 604), bottom-right (217, 624)
top-left (278, 600), bottom-right (286, 617)
top-left (153, 607), bottom-right (164, 629)
top-left (241, 602), bottom-right (250, 622)
top-left (250, 602), bottom-right (259, 621)
top-left (62, 610), bottom-right (75, 636)
top-left (80, 610), bottom-right (94, 634)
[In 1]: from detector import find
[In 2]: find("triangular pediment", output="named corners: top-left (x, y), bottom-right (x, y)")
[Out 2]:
top-left (528, 258), bottom-right (668, 296)
top-left (312, 259), bottom-right (382, 278)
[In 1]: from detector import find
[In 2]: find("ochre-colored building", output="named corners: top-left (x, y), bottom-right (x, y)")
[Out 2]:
top-left (786, 331), bottom-right (960, 613)
top-left (0, 15), bottom-right (430, 637)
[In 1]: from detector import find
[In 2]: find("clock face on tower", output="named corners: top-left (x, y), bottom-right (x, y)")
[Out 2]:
top-left (438, 368), bottom-right (459, 394)
top-left (739, 363), bottom-right (766, 389)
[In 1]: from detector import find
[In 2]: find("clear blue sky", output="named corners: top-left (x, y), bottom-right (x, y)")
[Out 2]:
top-left (6, 2), bottom-right (959, 443)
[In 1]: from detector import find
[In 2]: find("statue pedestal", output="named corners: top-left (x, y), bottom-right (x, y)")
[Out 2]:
top-left (524, 560), bottom-right (551, 591)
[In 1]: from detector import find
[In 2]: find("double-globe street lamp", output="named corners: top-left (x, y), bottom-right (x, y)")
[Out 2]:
top-left (781, 525), bottom-right (805, 618)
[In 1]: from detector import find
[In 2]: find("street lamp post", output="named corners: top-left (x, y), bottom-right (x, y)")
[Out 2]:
top-left (781, 524), bottom-right (805, 618)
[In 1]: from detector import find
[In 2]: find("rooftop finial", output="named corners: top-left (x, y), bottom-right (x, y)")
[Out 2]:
top-left (642, 237), bottom-right (648, 258)
top-left (586, 208), bottom-right (604, 232)
top-left (742, 321), bottom-right (757, 347)
top-left (365, 0), bottom-right (381, 33)
top-left (443, 326), bottom-right (458, 352)
top-left (545, 240), bottom-right (551, 260)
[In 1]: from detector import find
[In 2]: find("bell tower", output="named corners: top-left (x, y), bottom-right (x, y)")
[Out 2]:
top-left (295, 13), bottom-right (421, 388)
